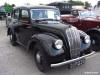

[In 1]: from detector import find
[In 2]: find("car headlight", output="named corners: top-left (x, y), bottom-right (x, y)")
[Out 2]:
top-left (78, 30), bottom-right (90, 44)
top-left (84, 36), bottom-right (90, 44)
top-left (54, 39), bottom-right (63, 50)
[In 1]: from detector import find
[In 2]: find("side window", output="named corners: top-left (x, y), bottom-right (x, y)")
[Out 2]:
top-left (21, 10), bottom-right (29, 20)
top-left (13, 9), bottom-right (19, 19)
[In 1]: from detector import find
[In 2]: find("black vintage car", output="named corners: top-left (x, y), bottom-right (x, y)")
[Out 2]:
top-left (7, 6), bottom-right (94, 72)
top-left (48, 2), bottom-right (72, 14)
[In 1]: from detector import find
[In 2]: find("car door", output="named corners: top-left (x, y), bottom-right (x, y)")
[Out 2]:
top-left (11, 9), bottom-right (23, 43)
top-left (76, 11), bottom-right (89, 31)
top-left (18, 9), bottom-right (34, 46)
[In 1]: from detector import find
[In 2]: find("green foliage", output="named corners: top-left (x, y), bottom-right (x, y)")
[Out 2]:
top-left (85, 1), bottom-right (91, 7)
top-left (2, 3), bottom-right (15, 13)
top-left (68, 0), bottom-right (84, 6)
top-left (68, 0), bottom-right (91, 7)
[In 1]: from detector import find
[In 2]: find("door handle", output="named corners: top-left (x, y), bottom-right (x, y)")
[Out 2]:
top-left (26, 26), bottom-right (30, 29)
top-left (25, 26), bottom-right (31, 29)
top-left (13, 21), bottom-right (17, 23)
top-left (13, 20), bottom-right (18, 24)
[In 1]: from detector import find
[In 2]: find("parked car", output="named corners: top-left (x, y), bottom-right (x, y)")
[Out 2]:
top-left (61, 10), bottom-right (100, 51)
top-left (0, 7), bottom-right (6, 19)
top-left (48, 2), bottom-right (72, 14)
top-left (7, 6), bottom-right (94, 72)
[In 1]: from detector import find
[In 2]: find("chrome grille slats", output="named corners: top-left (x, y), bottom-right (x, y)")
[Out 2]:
top-left (66, 27), bottom-right (81, 59)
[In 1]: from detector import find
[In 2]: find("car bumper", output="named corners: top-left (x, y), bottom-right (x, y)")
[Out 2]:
top-left (51, 51), bottom-right (95, 67)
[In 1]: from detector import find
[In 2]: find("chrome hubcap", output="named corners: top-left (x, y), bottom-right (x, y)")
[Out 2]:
top-left (92, 40), bottom-right (96, 45)
top-left (10, 34), bottom-right (13, 40)
top-left (36, 52), bottom-right (41, 63)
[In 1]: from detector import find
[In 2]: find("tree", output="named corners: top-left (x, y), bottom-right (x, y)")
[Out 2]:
top-left (85, 1), bottom-right (91, 8)
top-left (2, 3), bottom-right (15, 13)
top-left (68, 0), bottom-right (84, 6)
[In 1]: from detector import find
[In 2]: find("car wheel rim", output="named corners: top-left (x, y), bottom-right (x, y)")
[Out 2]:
top-left (10, 34), bottom-right (13, 41)
top-left (92, 40), bottom-right (96, 45)
top-left (36, 52), bottom-right (41, 64)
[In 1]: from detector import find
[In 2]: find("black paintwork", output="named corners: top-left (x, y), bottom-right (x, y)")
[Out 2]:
top-left (7, 6), bottom-right (91, 63)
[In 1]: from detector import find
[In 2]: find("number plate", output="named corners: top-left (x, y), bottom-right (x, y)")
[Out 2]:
top-left (68, 58), bottom-right (86, 69)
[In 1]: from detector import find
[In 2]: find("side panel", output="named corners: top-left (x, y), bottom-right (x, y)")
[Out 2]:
top-left (79, 19), bottom-right (100, 31)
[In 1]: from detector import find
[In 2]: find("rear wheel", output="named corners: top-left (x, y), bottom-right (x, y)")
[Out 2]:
top-left (33, 43), bottom-right (51, 72)
top-left (10, 32), bottom-right (17, 46)
top-left (89, 33), bottom-right (100, 51)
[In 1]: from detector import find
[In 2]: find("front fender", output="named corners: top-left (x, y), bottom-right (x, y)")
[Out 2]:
top-left (28, 34), bottom-right (64, 57)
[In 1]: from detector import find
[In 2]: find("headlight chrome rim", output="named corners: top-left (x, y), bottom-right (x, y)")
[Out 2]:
top-left (84, 36), bottom-right (90, 44)
top-left (54, 39), bottom-right (63, 50)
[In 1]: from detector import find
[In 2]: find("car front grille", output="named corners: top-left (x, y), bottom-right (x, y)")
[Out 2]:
top-left (66, 27), bottom-right (81, 59)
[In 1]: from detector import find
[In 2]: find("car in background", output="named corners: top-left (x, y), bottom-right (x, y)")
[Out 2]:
top-left (61, 10), bottom-right (100, 51)
top-left (7, 6), bottom-right (94, 72)
top-left (0, 7), bottom-right (6, 19)
top-left (48, 2), bottom-right (72, 14)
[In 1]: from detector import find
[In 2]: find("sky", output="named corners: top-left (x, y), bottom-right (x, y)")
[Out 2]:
top-left (0, 0), bottom-right (99, 6)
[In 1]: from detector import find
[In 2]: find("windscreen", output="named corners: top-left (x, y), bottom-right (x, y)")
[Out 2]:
top-left (78, 10), bottom-right (96, 19)
top-left (30, 9), bottom-right (60, 20)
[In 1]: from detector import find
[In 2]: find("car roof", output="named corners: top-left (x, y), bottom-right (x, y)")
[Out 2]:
top-left (13, 5), bottom-right (58, 10)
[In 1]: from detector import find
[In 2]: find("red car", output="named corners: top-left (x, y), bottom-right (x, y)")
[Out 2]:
top-left (61, 10), bottom-right (100, 51)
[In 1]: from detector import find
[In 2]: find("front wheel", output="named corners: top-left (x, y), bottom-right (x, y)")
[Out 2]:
top-left (33, 43), bottom-right (51, 72)
top-left (89, 33), bottom-right (100, 51)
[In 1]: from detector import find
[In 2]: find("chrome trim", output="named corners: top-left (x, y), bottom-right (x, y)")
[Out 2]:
top-left (51, 51), bottom-right (95, 67)
top-left (66, 27), bottom-right (81, 58)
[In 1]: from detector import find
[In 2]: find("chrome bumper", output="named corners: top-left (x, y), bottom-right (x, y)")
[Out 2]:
top-left (51, 51), bottom-right (95, 67)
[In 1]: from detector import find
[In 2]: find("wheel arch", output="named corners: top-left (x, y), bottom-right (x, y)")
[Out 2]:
top-left (86, 28), bottom-right (100, 35)
top-left (28, 39), bottom-right (38, 52)
top-left (7, 26), bottom-right (15, 35)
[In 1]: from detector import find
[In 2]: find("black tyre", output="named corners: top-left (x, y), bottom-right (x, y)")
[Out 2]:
top-left (10, 32), bottom-right (17, 46)
top-left (89, 33), bottom-right (100, 51)
top-left (33, 43), bottom-right (51, 72)
top-left (6, 19), bottom-right (8, 27)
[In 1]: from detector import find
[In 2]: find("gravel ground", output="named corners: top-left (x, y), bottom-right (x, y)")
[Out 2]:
top-left (0, 20), bottom-right (100, 75)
